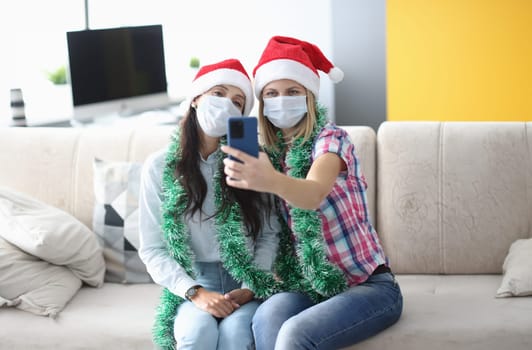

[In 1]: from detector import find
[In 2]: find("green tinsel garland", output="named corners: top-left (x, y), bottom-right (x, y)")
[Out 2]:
top-left (268, 104), bottom-right (348, 301)
top-left (152, 129), bottom-right (279, 350)
top-left (152, 105), bottom-right (349, 348)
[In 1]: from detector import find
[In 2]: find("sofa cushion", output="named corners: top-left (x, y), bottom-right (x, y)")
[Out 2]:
top-left (496, 238), bottom-right (532, 297)
top-left (0, 236), bottom-right (82, 317)
top-left (0, 187), bottom-right (105, 287)
top-left (0, 283), bottom-right (162, 349)
top-left (353, 275), bottom-right (532, 350)
top-left (92, 159), bottom-right (152, 283)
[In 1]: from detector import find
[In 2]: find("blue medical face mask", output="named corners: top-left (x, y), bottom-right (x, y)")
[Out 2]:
top-left (263, 96), bottom-right (308, 129)
top-left (196, 95), bottom-right (242, 137)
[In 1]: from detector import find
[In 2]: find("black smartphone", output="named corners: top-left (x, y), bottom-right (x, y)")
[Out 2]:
top-left (227, 117), bottom-right (259, 162)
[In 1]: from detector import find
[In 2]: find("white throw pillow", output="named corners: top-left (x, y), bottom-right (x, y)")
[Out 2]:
top-left (496, 238), bottom-right (532, 298)
top-left (0, 237), bottom-right (82, 317)
top-left (0, 187), bottom-right (105, 287)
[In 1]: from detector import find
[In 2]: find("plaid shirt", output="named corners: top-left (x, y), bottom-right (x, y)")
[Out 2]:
top-left (281, 123), bottom-right (388, 286)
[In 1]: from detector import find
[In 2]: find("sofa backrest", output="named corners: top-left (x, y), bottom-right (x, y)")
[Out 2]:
top-left (5, 123), bottom-right (530, 275)
top-left (0, 126), bottom-right (175, 229)
top-left (377, 121), bottom-right (532, 274)
top-left (339, 126), bottom-right (377, 223)
top-left (0, 125), bottom-right (377, 233)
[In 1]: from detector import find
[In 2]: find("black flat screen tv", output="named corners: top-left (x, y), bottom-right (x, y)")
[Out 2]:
top-left (66, 24), bottom-right (169, 122)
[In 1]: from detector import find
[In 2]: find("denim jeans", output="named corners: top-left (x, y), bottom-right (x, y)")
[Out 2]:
top-left (173, 262), bottom-right (260, 350)
top-left (252, 272), bottom-right (403, 350)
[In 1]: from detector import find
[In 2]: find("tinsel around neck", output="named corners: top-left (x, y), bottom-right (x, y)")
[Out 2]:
top-left (152, 128), bottom-right (279, 350)
top-left (268, 104), bottom-right (348, 301)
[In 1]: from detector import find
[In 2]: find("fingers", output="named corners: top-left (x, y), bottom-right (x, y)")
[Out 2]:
top-left (224, 289), bottom-right (254, 306)
top-left (222, 147), bottom-right (272, 191)
top-left (224, 292), bottom-right (242, 310)
top-left (223, 157), bottom-right (242, 177)
top-left (224, 290), bottom-right (238, 300)
top-left (221, 145), bottom-right (254, 164)
top-left (207, 297), bottom-right (235, 318)
top-left (194, 290), bottom-right (237, 318)
top-left (225, 176), bottom-right (249, 190)
top-left (223, 158), bottom-right (249, 189)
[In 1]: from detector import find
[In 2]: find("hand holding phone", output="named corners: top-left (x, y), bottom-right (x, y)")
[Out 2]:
top-left (227, 117), bottom-right (259, 162)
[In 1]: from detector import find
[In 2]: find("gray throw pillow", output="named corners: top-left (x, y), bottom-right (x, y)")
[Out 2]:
top-left (92, 158), bottom-right (152, 284)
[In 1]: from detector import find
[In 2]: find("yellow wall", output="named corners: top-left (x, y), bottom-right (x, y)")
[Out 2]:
top-left (386, 0), bottom-right (532, 121)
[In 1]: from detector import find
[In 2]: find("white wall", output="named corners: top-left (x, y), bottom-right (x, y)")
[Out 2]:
top-left (0, 1), bottom-right (86, 122)
top-left (0, 0), bottom-right (335, 123)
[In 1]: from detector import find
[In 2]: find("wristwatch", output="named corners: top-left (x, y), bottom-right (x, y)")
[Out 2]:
top-left (185, 285), bottom-right (202, 301)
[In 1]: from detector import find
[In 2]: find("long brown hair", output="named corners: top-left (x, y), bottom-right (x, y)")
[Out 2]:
top-left (175, 107), bottom-right (271, 240)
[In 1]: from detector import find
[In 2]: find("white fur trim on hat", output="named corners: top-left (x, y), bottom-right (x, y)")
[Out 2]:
top-left (253, 59), bottom-right (320, 99)
top-left (190, 68), bottom-right (254, 115)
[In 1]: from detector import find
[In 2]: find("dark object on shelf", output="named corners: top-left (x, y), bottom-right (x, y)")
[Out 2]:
top-left (10, 88), bottom-right (27, 127)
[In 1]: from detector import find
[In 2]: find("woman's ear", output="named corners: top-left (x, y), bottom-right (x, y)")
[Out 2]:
top-left (191, 96), bottom-right (199, 109)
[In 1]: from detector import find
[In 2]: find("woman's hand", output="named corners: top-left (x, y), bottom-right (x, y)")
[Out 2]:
top-left (222, 146), bottom-right (280, 193)
top-left (224, 288), bottom-right (255, 306)
top-left (191, 288), bottom-right (240, 318)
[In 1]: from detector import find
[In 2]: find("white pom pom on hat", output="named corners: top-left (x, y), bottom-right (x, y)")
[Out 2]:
top-left (253, 36), bottom-right (344, 98)
top-left (328, 66), bottom-right (344, 83)
top-left (190, 58), bottom-right (254, 115)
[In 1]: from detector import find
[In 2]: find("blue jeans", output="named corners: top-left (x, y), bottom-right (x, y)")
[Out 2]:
top-left (173, 262), bottom-right (260, 350)
top-left (252, 272), bottom-right (403, 350)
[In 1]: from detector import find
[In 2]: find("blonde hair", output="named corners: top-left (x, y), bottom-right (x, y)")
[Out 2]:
top-left (258, 90), bottom-right (317, 149)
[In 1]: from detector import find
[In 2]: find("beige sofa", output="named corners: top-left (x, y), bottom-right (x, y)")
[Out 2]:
top-left (0, 122), bottom-right (531, 350)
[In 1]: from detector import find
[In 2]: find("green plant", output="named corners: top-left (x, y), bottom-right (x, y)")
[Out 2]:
top-left (189, 57), bottom-right (200, 69)
top-left (46, 65), bottom-right (67, 85)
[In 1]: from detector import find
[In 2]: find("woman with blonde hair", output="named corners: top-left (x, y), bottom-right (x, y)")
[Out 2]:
top-left (222, 36), bottom-right (403, 350)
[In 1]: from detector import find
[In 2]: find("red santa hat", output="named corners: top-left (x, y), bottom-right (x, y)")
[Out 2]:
top-left (253, 36), bottom-right (344, 99)
top-left (190, 58), bottom-right (254, 115)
